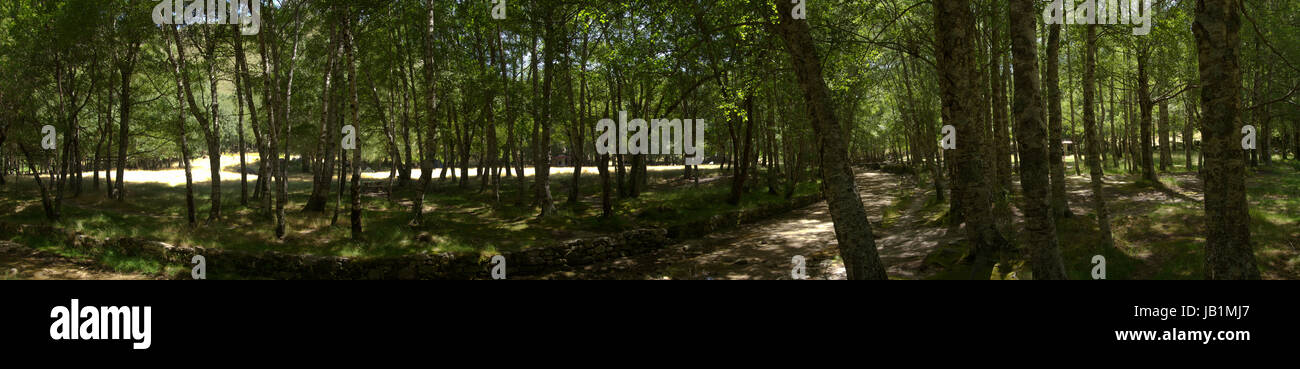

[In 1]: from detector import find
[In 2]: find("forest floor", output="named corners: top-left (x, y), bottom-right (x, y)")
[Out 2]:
top-left (0, 155), bottom-right (821, 279)
top-left (531, 158), bottom-right (1300, 280)
top-left (0, 241), bottom-right (155, 280)
top-left (530, 171), bottom-right (961, 280)
top-left (3, 154), bottom-right (1299, 280)
top-left (1050, 161), bottom-right (1300, 280)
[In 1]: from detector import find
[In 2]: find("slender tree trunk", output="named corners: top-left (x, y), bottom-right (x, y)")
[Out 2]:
top-left (989, 18), bottom-right (1012, 195)
top-left (165, 27), bottom-right (197, 226)
top-left (0, 128), bottom-right (7, 186)
top-left (115, 40), bottom-right (140, 201)
top-left (344, 14), bottom-right (363, 239)
top-left (1138, 50), bottom-right (1157, 182)
top-left (18, 143), bottom-right (58, 221)
top-left (334, 140), bottom-right (347, 226)
top-left (729, 97), bottom-right (755, 205)
top-left (233, 28), bottom-right (249, 207)
top-left (535, 11), bottom-right (559, 218)
top-left (91, 105), bottom-right (105, 191)
top-left (235, 23), bottom-right (269, 215)
top-left (203, 32), bottom-right (222, 222)
top-left (1184, 96), bottom-right (1195, 170)
top-left (413, 3), bottom-right (439, 226)
top-left (1084, 25), bottom-right (1115, 250)
top-left (1046, 24), bottom-right (1072, 218)
top-left (257, 11), bottom-right (286, 238)
top-left (776, 0), bottom-right (888, 280)
top-left (567, 34), bottom-right (588, 205)
top-left (305, 27), bottom-right (340, 212)
top-left (1069, 74), bottom-right (1082, 174)
top-left (172, 27), bottom-right (223, 222)
top-left (1159, 99), bottom-right (1172, 172)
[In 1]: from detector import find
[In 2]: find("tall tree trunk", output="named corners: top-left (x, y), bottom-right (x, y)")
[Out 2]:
top-left (566, 33), bottom-right (587, 205)
top-left (535, 10), bottom-right (559, 218)
top-left (203, 31), bottom-right (222, 222)
top-left (776, 0), bottom-right (888, 280)
top-left (1084, 25), bottom-right (1115, 250)
top-left (413, 2), bottom-right (439, 226)
top-left (900, 53), bottom-right (944, 202)
top-left (1046, 24), bottom-right (1072, 218)
top-left (1184, 95), bottom-right (1195, 170)
top-left (1159, 99), bottom-right (1172, 171)
top-left (114, 39), bottom-right (141, 201)
top-left (1109, 73), bottom-right (1120, 169)
top-left (171, 27), bottom-right (223, 222)
top-left (1137, 50), bottom-right (1157, 182)
top-left (1009, 0), bottom-right (1067, 279)
top-left (989, 16), bottom-right (1012, 195)
top-left (1069, 70), bottom-right (1082, 175)
top-left (305, 26), bottom-right (340, 212)
top-left (333, 139), bottom-right (348, 226)
top-left (377, 76), bottom-right (400, 200)
top-left (344, 14), bottom-right (363, 239)
top-left (1193, 0), bottom-right (1260, 279)
top-left (236, 58), bottom-right (249, 207)
top-left (235, 23), bottom-right (269, 214)
top-left (729, 96), bottom-right (755, 205)
top-left (933, 0), bottom-right (1008, 279)
top-left (1256, 41), bottom-right (1272, 166)
top-left (0, 126), bottom-right (7, 186)
top-left (165, 26), bottom-right (197, 226)
top-left (91, 103), bottom-right (106, 191)
top-left (257, 10), bottom-right (286, 238)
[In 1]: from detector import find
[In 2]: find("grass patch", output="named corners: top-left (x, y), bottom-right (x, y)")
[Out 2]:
top-left (1, 165), bottom-right (820, 265)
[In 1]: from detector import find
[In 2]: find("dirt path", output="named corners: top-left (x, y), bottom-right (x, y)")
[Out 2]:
top-left (0, 241), bottom-right (154, 280)
top-left (530, 170), bottom-right (955, 280)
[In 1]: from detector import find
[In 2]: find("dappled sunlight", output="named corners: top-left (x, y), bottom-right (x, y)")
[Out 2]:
top-left (531, 169), bottom-right (953, 280)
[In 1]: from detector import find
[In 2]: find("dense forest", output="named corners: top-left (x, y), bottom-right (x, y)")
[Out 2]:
top-left (1, 0), bottom-right (1297, 280)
